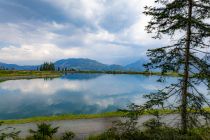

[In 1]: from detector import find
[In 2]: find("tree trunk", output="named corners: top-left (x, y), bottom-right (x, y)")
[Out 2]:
top-left (181, 0), bottom-right (192, 134)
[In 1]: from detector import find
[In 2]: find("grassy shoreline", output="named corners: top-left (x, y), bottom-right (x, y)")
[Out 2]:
top-left (0, 112), bottom-right (126, 124)
top-left (0, 70), bottom-right (181, 80)
top-left (0, 109), bottom-right (178, 125)
top-left (1, 108), bottom-right (209, 125)
top-left (0, 70), bottom-right (62, 81)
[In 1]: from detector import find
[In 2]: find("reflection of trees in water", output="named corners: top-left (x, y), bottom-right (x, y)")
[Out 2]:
top-left (44, 77), bottom-right (54, 81)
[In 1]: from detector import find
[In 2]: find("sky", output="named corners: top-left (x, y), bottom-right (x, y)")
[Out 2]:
top-left (0, 0), bottom-right (167, 65)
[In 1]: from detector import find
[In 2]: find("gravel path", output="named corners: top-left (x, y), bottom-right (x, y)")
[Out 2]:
top-left (0, 114), bottom-right (180, 140)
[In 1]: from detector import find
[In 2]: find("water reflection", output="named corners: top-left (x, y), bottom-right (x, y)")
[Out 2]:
top-left (0, 74), bottom-right (180, 119)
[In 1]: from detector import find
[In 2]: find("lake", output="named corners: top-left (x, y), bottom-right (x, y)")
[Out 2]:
top-left (0, 73), bottom-right (207, 120)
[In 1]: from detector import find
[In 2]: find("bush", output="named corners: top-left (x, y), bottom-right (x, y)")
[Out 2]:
top-left (29, 123), bottom-right (59, 140)
top-left (88, 110), bottom-right (208, 140)
top-left (61, 131), bottom-right (75, 140)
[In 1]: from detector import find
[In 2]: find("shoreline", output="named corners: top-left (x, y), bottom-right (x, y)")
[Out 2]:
top-left (1, 108), bottom-right (209, 125)
top-left (0, 75), bottom-right (61, 81)
top-left (0, 70), bottom-right (62, 81)
top-left (76, 70), bottom-right (182, 77)
top-left (0, 112), bottom-right (125, 125)
top-left (0, 109), bottom-right (176, 125)
top-left (0, 70), bottom-right (181, 82)
top-left (0, 70), bottom-right (181, 79)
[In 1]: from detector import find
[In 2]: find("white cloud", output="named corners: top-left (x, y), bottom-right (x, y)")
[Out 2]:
top-left (0, 44), bottom-right (80, 65)
top-left (0, 0), bottom-right (167, 65)
top-left (0, 22), bottom-right (62, 45)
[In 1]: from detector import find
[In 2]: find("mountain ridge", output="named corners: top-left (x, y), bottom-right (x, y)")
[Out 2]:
top-left (0, 58), bottom-right (146, 71)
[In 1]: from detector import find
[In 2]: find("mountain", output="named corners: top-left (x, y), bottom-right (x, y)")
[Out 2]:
top-left (0, 58), bottom-right (147, 72)
top-left (0, 62), bottom-right (37, 70)
top-left (55, 58), bottom-right (107, 71)
top-left (55, 58), bottom-right (132, 71)
top-left (125, 59), bottom-right (147, 71)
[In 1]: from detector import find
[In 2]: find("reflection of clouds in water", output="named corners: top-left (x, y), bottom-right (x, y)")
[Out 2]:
top-left (83, 95), bottom-right (115, 108)
top-left (0, 79), bottom-right (82, 95)
top-left (141, 84), bottom-right (162, 91)
top-left (3, 74), bottom-right (207, 119)
top-left (0, 75), bottom-right (169, 96)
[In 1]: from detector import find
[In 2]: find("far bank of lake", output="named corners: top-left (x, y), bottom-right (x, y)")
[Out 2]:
top-left (0, 70), bottom-right (182, 81)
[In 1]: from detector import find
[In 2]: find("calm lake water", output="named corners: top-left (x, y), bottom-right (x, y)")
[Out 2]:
top-left (0, 73), bottom-right (207, 120)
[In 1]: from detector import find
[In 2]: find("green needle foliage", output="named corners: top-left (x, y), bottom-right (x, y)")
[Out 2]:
top-left (39, 62), bottom-right (55, 71)
top-left (143, 0), bottom-right (210, 134)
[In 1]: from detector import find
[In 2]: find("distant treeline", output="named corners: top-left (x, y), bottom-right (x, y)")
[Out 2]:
top-left (38, 62), bottom-right (76, 72)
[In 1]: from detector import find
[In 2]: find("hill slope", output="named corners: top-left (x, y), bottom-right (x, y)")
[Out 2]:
top-left (55, 58), bottom-right (107, 71)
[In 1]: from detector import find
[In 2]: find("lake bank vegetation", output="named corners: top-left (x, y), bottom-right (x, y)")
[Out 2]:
top-left (0, 112), bottom-right (125, 125)
top-left (0, 69), bottom-right (182, 82)
top-left (0, 70), bottom-right (62, 80)
top-left (1, 108), bottom-right (210, 125)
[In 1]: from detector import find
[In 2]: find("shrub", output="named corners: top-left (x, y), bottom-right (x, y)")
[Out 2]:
top-left (61, 131), bottom-right (75, 140)
top-left (29, 123), bottom-right (59, 140)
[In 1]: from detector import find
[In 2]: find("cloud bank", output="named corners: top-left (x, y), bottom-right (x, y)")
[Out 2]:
top-left (0, 0), bottom-right (166, 65)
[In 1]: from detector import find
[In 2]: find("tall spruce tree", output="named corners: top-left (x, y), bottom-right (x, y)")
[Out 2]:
top-left (143, 0), bottom-right (210, 133)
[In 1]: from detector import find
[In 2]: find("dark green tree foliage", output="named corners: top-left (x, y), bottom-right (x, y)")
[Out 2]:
top-left (143, 0), bottom-right (210, 133)
top-left (39, 62), bottom-right (55, 71)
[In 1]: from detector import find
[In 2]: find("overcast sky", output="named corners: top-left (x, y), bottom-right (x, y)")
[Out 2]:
top-left (0, 0), bottom-right (168, 65)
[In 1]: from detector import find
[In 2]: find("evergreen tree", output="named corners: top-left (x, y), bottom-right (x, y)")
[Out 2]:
top-left (39, 62), bottom-right (55, 71)
top-left (143, 0), bottom-right (210, 133)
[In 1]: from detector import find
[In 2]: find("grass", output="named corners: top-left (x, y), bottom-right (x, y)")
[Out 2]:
top-left (0, 109), bottom-right (184, 125)
top-left (2, 108), bottom-right (209, 125)
top-left (0, 112), bottom-right (126, 124)
top-left (0, 109), bottom-right (175, 125)
top-left (0, 70), bottom-right (181, 80)
top-left (0, 70), bottom-right (62, 79)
